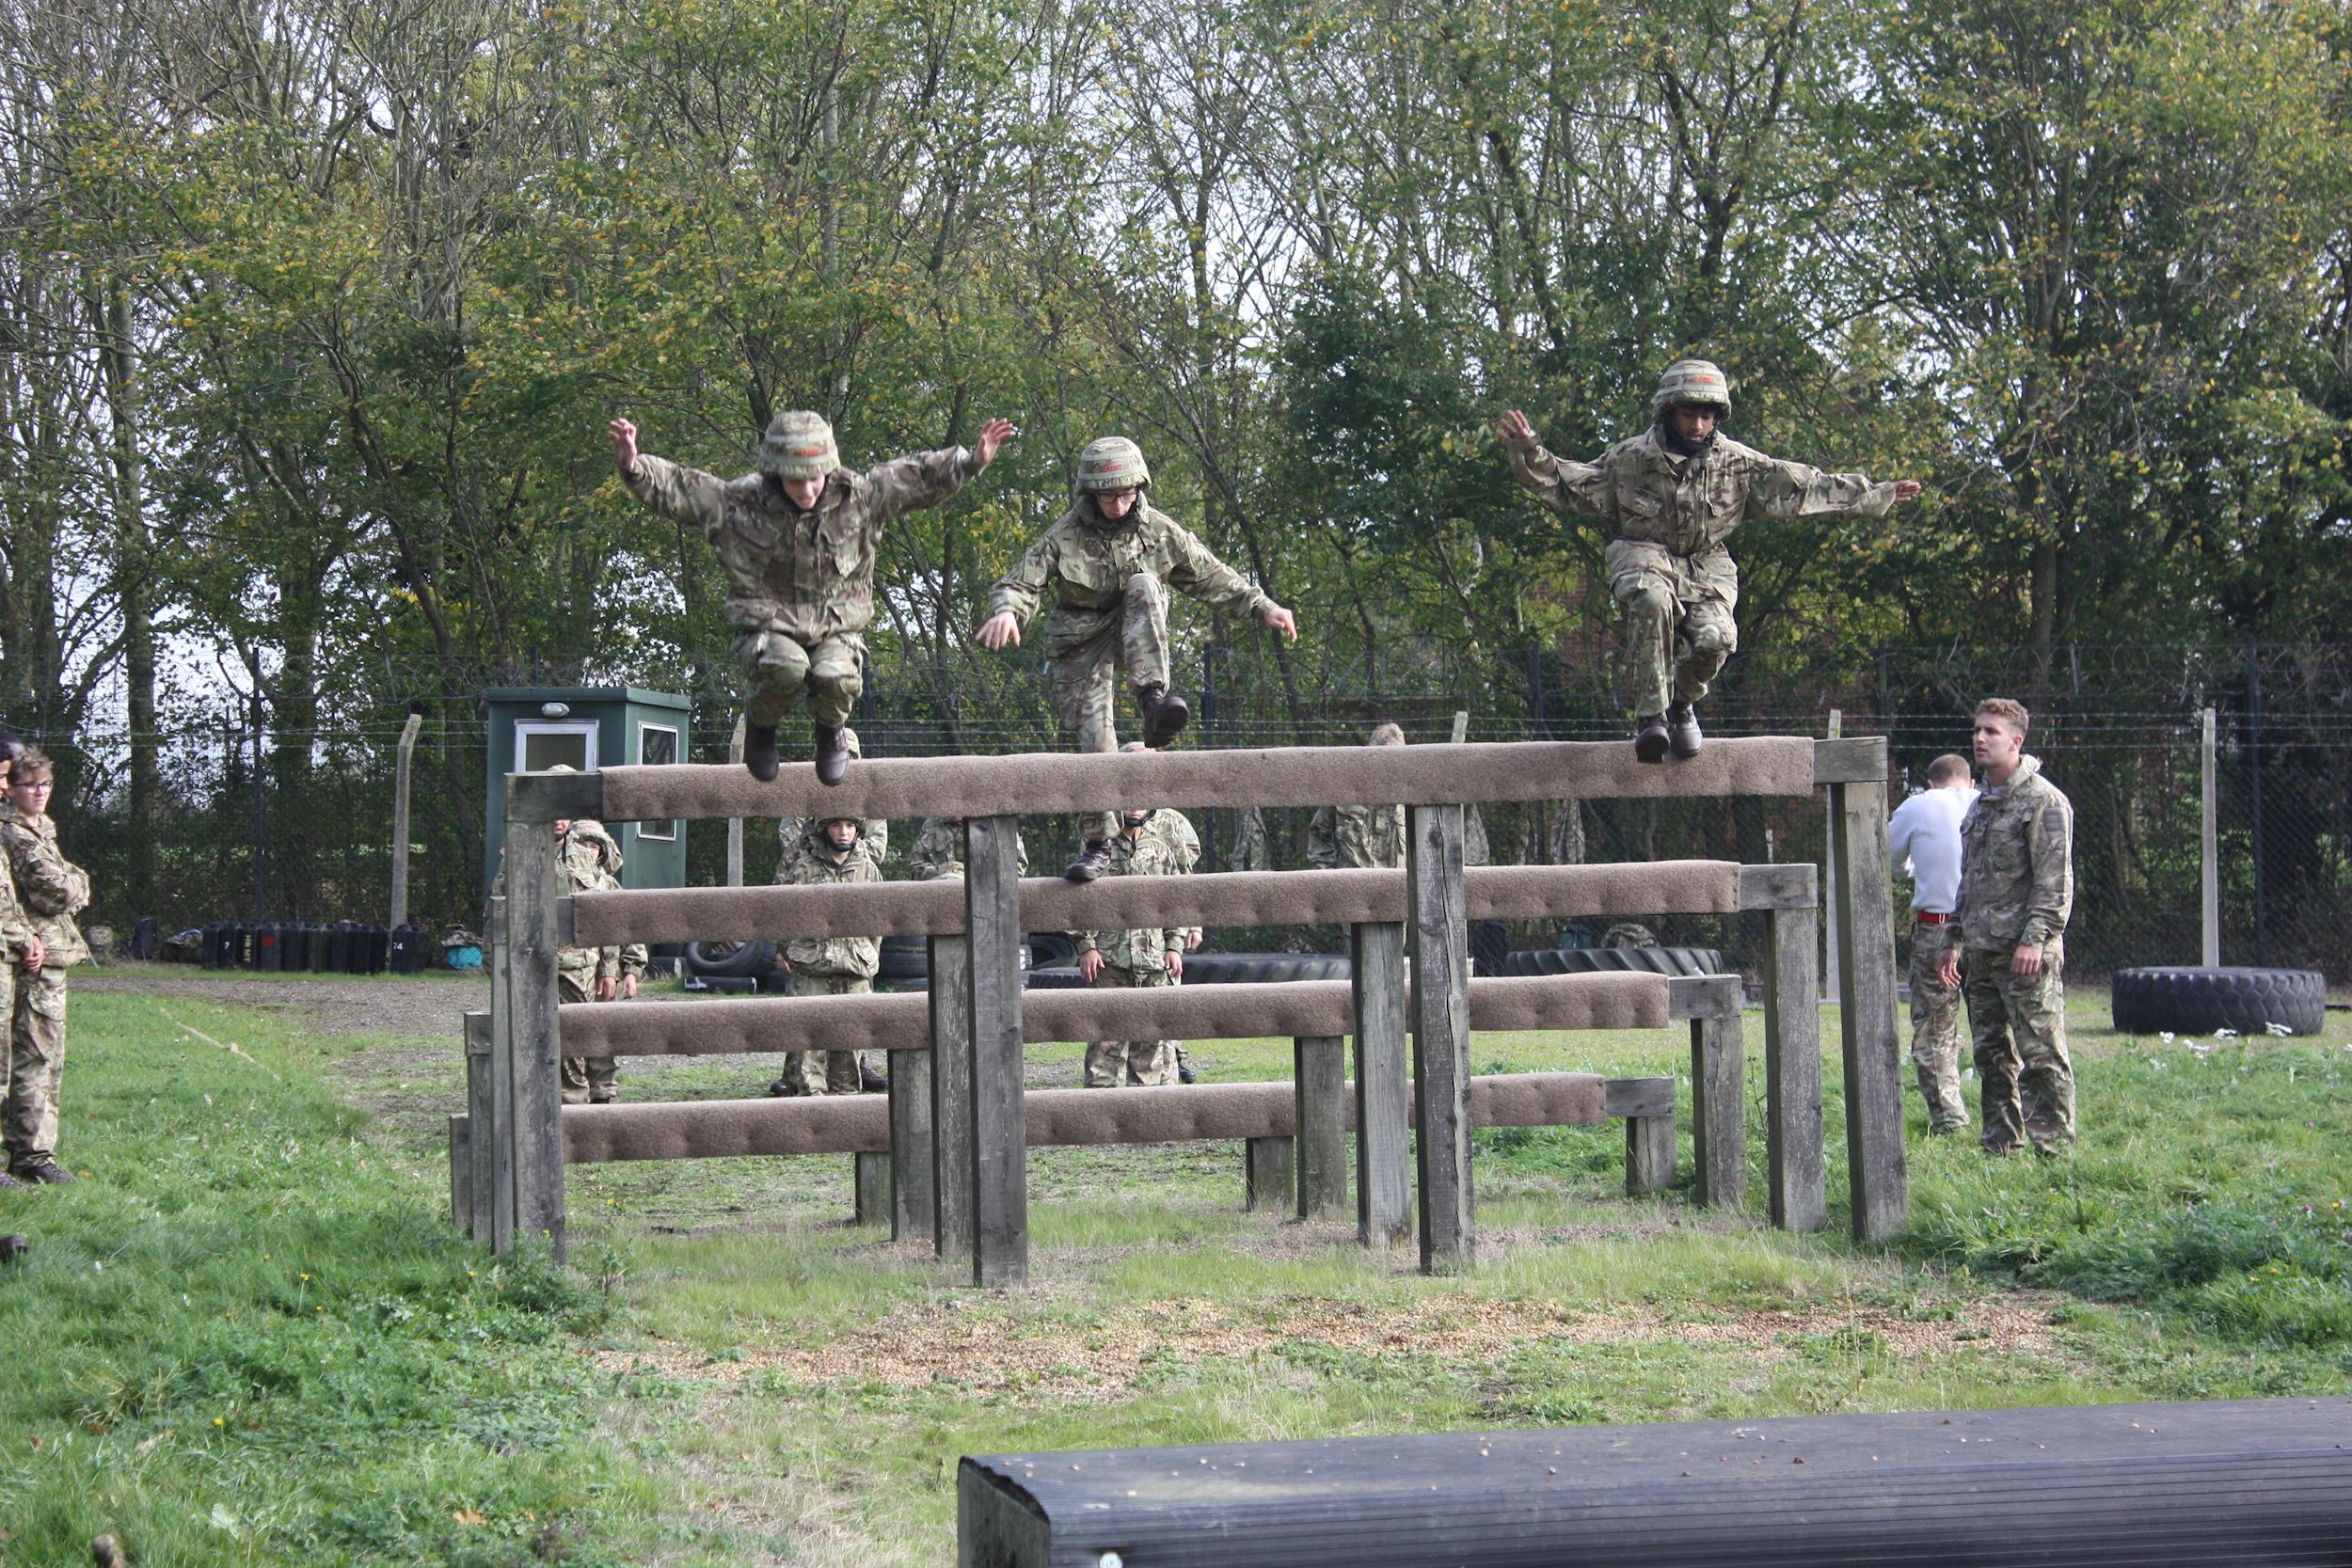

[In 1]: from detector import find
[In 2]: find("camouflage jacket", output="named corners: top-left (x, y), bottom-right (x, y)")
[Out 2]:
top-left (490, 819), bottom-right (643, 982)
top-left (1080, 811), bottom-right (1196, 969)
top-left (902, 816), bottom-right (1027, 881)
top-left (777, 833), bottom-right (881, 978)
top-left (1306, 802), bottom-right (1405, 871)
top-left (627, 445), bottom-right (979, 642)
top-left (987, 500), bottom-right (1271, 658)
top-left (1954, 755), bottom-right (2074, 952)
top-left (0, 821), bottom-right (35, 962)
top-left (0, 804), bottom-right (89, 966)
top-left (777, 814), bottom-right (887, 877)
top-left (1507, 427), bottom-right (1897, 605)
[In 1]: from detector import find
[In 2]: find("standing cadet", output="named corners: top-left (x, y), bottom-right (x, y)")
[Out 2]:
top-left (0, 742), bottom-right (46, 1190)
top-left (776, 724), bottom-right (887, 874)
top-left (612, 412), bottom-right (1012, 784)
top-left (974, 436), bottom-right (1298, 880)
top-left (1307, 722), bottom-right (1408, 870)
top-left (773, 817), bottom-right (885, 1097)
top-left (0, 750), bottom-right (88, 1183)
top-left (1888, 753), bottom-right (1978, 1134)
top-left (1499, 363), bottom-right (1922, 760)
top-left (1075, 797), bottom-right (1199, 1087)
top-left (1131, 752), bottom-right (1206, 1083)
top-left (1938, 700), bottom-right (2075, 1154)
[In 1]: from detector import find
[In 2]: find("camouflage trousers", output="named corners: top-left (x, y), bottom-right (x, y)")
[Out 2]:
top-left (557, 966), bottom-right (617, 1104)
top-left (1082, 963), bottom-right (1180, 1087)
top-left (6, 965), bottom-right (67, 1165)
top-left (1045, 574), bottom-right (1171, 844)
top-left (1610, 546), bottom-right (1738, 719)
top-left (1963, 939), bottom-right (2075, 1153)
top-left (1906, 917), bottom-right (1969, 1133)
top-left (732, 626), bottom-right (863, 728)
top-left (780, 971), bottom-right (874, 1095)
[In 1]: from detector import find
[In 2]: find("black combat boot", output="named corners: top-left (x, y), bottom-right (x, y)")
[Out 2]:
top-left (1137, 682), bottom-right (1190, 749)
top-left (1633, 713), bottom-right (1671, 764)
top-left (1666, 702), bottom-right (1703, 760)
top-left (769, 1073), bottom-right (803, 1098)
top-left (812, 723), bottom-right (850, 786)
top-left (745, 722), bottom-right (780, 783)
top-left (9, 1158), bottom-right (73, 1185)
top-left (859, 1063), bottom-right (889, 1093)
top-left (1065, 840), bottom-right (1114, 882)
top-left (0, 1233), bottom-right (25, 1260)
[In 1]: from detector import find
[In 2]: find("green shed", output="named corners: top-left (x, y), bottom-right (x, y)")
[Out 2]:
top-left (482, 687), bottom-right (691, 898)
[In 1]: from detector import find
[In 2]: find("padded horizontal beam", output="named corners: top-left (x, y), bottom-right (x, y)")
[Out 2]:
top-left (486, 1071), bottom-right (1672, 1164)
top-left (566, 860), bottom-right (1751, 946)
top-left (557, 971), bottom-right (1671, 1058)
top-left (510, 736), bottom-right (1832, 824)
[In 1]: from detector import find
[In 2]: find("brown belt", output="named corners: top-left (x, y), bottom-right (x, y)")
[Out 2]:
top-left (1914, 911), bottom-right (1953, 925)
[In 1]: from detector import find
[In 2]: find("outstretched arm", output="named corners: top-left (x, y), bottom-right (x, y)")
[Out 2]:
top-left (1162, 518), bottom-right (1295, 642)
top-left (611, 417), bottom-right (730, 530)
top-left (978, 527), bottom-right (1061, 648)
top-left (1746, 453), bottom-right (1924, 520)
top-left (1496, 410), bottom-right (1609, 518)
top-left (866, 416), bottom-right (1019, 517)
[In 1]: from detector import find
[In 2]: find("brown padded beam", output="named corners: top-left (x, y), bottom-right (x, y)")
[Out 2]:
top-left (558, 970), bottom-right (1669, 1057)
top-left (543, 1071), bottom-right (1663, 1164)
top-left (567, 736), bottom-right (1818, 826)
top-left (569, 860), bottom-right (1741, 946)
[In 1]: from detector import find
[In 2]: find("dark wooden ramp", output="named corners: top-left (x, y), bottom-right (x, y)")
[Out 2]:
top-left (959, 1397), bottom-right (2352, 1567)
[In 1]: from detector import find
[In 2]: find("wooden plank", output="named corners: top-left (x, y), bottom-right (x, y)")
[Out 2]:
top-left (1292, 1036), bottom-right (1347, 1220)
top-left (1762, 900), bottom-right (1827, 1231)
top-left (929, 934), bottom-right (975, 1261)
top-left (1832, 776), bottom-right (1909, 1243)
top-left (1690, 1010), bottom-right (1745, 1211)
top-left (486, 896), bottom-right (515, 1254)
top-left (957, 1459), bottom-right (1053, 1568)
top-left (1349, 921), bottom-right (1411, 1247)
top-left (1245, 1136), bottom-right (1295, 1213)
top-left (1600, 1077), bottom-right (1675, 1118)
top-left (502, 796), bottom-right (568, 1262)
top-left (463, 1008), bottom-right (494, 1242)
top-left (1406, 803), bottom-right (1473, 1274)
top-left (853, 1150), bottom-right (891, 1228)
top-left (964, 816), bottom-right (1028, 1287)
top-left (1626, 1113), bottom-right (1675, 1195)
top-left (889, 1030), bottom-right (937, 1243)
top-left (448, 1115), bottom-right (470, 1231)
top-left (1665, 973), bottom-right (1741, 1019)
top-left (1737, 861), bottom-right (1818, 911)
top-left (1811, 735), bottom-right (1886, 784)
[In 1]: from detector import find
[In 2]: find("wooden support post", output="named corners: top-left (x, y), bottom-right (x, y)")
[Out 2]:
top-left (929, 934), bottom-right (975, 1261)
top-left (1763, 900), bottom-right (1826, 1231)
top-left (1245, 1136), bottom-right (1295, 1213)
top-left (1292, 1035), bottom-right (1348, 1219)
top-left (1689, 1010), bottom-right (1745, 1210)
top-left (890, 1034), bottom-right (937, 1243)
top-left (463, 1008), bottom-right (495, 1241)
top-left (501, 785), bottom-right (567, 1261)
top-left (1626, 1115), bottom-right (1676, 1195)
top-left (725, 716), bottom-right (746, 888)
top-left (1407, 802), bottom-right (1473, 1274)
top-left (1349, 921), bottom-right (1411, 1247)
top-left (486, 896), bottom-right (516, 1254)
top-left (1832, 772), bottom-right (1908, 1242)
top-left (449, 1115), bottom-right (470, 1230)
top-left (389, 712), bottom-right (422, 929)
top-left (964, 816), bottom-right (1027, 1287)
top-left (854, 1150), bottom-right (891, 1227)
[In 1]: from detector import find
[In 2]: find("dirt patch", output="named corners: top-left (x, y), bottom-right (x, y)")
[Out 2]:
top-left (592, 1289), bottom-right (2064, 1405)
top-left (79, 968), bottom-right (489, 1045)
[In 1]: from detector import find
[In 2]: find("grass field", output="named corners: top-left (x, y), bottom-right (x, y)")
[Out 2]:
top-left (3, 977), bottom-right (2347, 1565)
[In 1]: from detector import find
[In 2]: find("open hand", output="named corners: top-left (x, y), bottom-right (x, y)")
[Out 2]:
top-left (977, 609), bottom-right (1022, 651)
top-left (974, 417), bottom-right (1016, 469)
top-left (1892, 480), bottom-right (1924, 502)
top-left (1262, 603), bottom-right (1298, 643)
top-left (1937, 949), bottom-right (1960, 989)
top-left (596, 975), bottom-right (617, 1002)
top-left (609, 418), bottom-right (640, 477)
top-left (2010, 942), bottom-right (2043, 977)
top-left (1165, 948), bottom-right (1184, 977)
top-left (1078, 948), bottom-right (1104, 983)
top-left (620, 974), bottom-right (639, 1000)
top-left (1496, 409), bottom-right (1536, 445)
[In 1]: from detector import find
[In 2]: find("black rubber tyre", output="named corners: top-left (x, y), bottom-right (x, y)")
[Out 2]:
top-left (876, 935), bottom-right (929, 981)
top-left (685, 939), bottom-right (775, 978)
top-left (1500, 946), bottom-right (1724, 979)
top-left (1177, 952), bottom-right (1352, 985)
top-left (1025, 931), bottom-right (1081, 971)
top-left (1025, 966), bottom-right (1091, 990)
top-left (2110, 966), bottom-right (2326, 1037)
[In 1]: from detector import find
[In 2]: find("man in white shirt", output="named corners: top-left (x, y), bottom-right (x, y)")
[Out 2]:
top-left (1888, 753), bottom-right (1978, 1133)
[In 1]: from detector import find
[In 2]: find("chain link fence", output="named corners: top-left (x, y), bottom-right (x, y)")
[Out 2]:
top-left (39, 641), bottom-right (2350, 989)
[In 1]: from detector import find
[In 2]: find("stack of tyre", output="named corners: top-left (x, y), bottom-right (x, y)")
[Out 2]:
top-left (2110, 966), bottom-right (2327, 1037)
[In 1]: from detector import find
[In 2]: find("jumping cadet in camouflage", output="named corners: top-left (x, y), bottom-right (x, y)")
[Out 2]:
top-left (1499, 362), bottom-right (1922, 761)
top-left (1307, 722), bottom-right (1408, 871)
top-left (1076, 798), bottom-right (1200, 1088)
top-left (775, 724), bottom-right (887, 874)
top-left (773, 817), bottom-right (884, 1097)
top-left (0, 751), bottom-right (88, 1183)
top-left (975, 436), bottom-right (1298, 880)
top-left (903, 816), bottom-right (1029, 881)
top-left (612, 411), bottom-right (1012, 784)
top-left (1938, 700), bottom-right (2075, 1154)
top-left (0, 744), bottom-right (35, 1191)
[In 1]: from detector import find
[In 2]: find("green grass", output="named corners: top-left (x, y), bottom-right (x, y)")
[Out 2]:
top-left (6, 981), bottom-right (2348, 1565)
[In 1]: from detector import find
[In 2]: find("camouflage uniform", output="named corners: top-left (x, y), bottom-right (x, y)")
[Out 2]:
top-left (902, 817), bottom-right (1028, 881)
top-left (625, 443), bottom-right (982, 728)
top-left (776, 729), bottom-right (887, 873)
top-left (1953, 754), bottom-right (2075, 1152)
top-left (491, 819), bottom-right (644, 1103)
top-left (1079, 811), bottom-right (1198, 1087)
top-left (989, 500), bottom-right (1272, 842)
top-left (0, 803), bottom-right (89, 1170)
top-left (1505, 428), bottom-right (1899, 719)
top-left (776, 830), bottom-right (882, 1095)
top-left (1306, 802), bottom-right (1406, 870)
top-left (1140, 809), bottom-right (1202, 1080)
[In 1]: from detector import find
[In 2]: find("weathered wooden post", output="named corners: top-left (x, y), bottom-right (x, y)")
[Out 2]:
top-left (1349, 921), bottom-right (1411, 1247)
top-left (889, 1034), bottom-right (938, 1243)
top-left (501, 778), bottom-right (567, 1262)
top-left (1245, 1136), bottom-right (1295, 1213)
top-left (853, 1151), bottom-right (891, 1227)
top-left (963, 816), bottom-right (1027, 1286)
top-left (929, 934), bottom-right (976, 1261)
top-left (1406, 801), bottom-right (1472, 1273)
top-left (1763, 880), bottom-right (1826, 1232)
top-left (487, 895), bottom-right (516, 1253)
top-left (1292, 1035), bottom-right (1347, 1220)
top-left (461, 1007), bottom-right (495, 1238)
top-left (389, 712), bottom-right (423, 929)
top-left (1831, 748), bottom-right (1907, 1243)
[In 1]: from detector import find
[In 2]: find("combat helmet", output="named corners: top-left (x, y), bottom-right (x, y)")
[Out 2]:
top-left (1073, 436), bottom-right (1151, 496)
top-left (759, 410), bottom-right (841, 480)
top-left (1650, 358), bottom-right (1732, 418)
